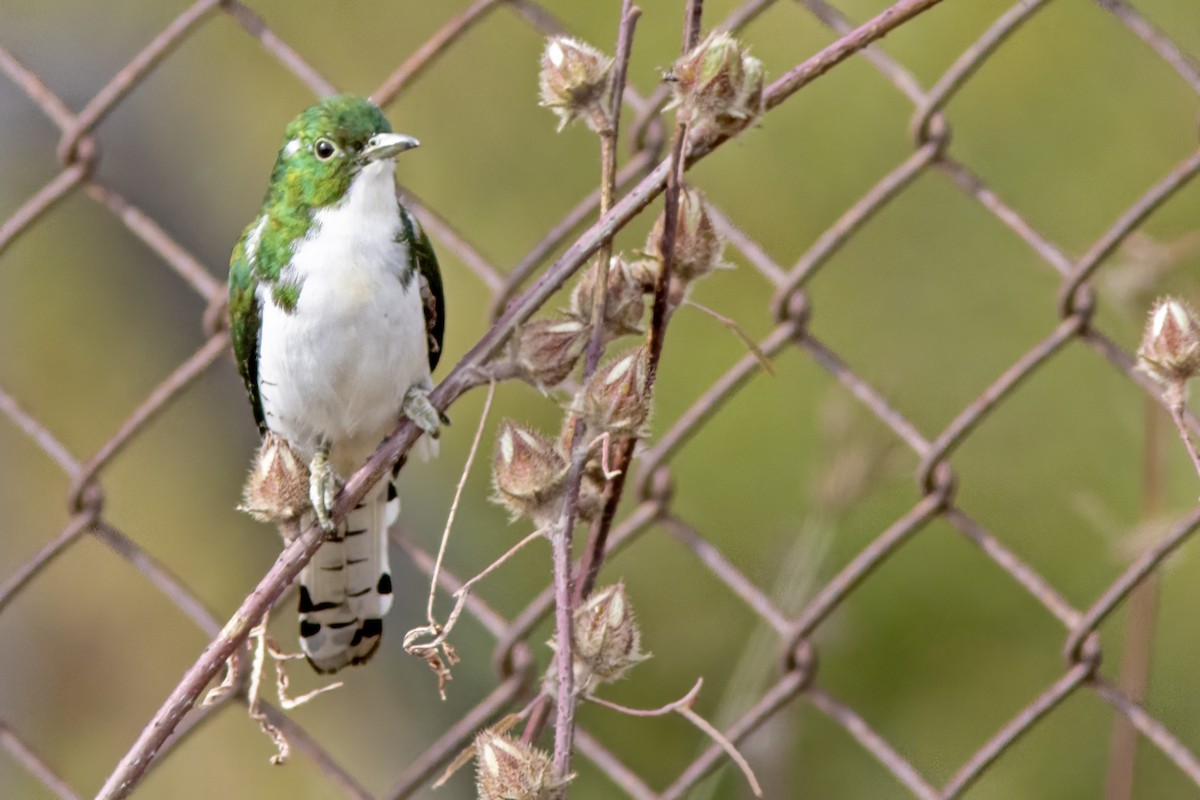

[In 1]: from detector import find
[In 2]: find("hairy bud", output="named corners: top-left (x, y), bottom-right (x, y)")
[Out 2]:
top-left (513, 317), bottom-right (589, 389)
top-left (240, 433), bottom-right (310, 524)
top-left (646, 186), bottom-right (728, 283)
top-left (575, 346), bottom-right (652, 438)
top-left (568, 256), bottom-right (646, 340)
top-left (670, 32), bottom-right (764, 140)
top-left (491, 420), bottom-right (569, 524)
top-left (1138, 296), bottom-right (1200, 398)
top-left (475, 730), bottom-right (570, 800)
top-left (624, 257), bottom-right (662, 294)
top-left (539, 36), bottom-right (613, 132)
top-left (546, 582), bottom-right (650, 697)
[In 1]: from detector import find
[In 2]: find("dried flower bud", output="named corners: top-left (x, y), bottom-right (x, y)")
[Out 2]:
top-left (475, 730), bottom-right (570, 800)
top-left (491, 420), bottom-right (569, 524)
top-left (539, 36), bottom-right (613, 132)
top-left (623, 257), bottom-right (661, 293)
top-left (1137, 296), bottom-right (1200, 395)
top-left (646, 187), bottom-right (728, 283)
top-left (670, 32), bottom-right (764, 140)
top-left (546, 582), bottom-right (650, 697)
top-left (513, 317), bottom-right (589, 389)
top-left (568, 256), bottom-right (646, 339)
top-left (575, 346), bottom-right (652, 438)
top-left (240, 433), bottom-right (310, 524)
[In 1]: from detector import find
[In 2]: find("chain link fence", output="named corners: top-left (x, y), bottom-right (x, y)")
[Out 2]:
top-left (2, 0), bottom-right (1200, 797)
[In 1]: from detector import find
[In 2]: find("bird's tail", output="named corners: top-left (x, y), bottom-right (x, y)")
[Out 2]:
top-left (297, 478), bottom-right (399, 673)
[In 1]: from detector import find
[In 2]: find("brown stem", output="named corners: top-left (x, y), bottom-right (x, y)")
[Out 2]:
top-left (549, 2), bottom-right (641, 783)
top-left (579, 0), bottom-right (702, 603)
top-left (1170, 399), bottom-right (1200, 480)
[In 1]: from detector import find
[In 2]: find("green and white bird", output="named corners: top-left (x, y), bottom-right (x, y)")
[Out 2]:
top-left (228, 95), bottom-right (444, 673)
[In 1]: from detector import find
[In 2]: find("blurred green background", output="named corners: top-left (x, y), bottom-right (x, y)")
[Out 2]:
top-left (2, 0), bottom-right (1200, 798)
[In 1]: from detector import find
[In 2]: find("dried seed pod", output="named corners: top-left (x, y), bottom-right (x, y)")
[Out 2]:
top-left (538, 36), bottom-right (613, 133)
top-left (513, 317), bottom-right (589, 389)
top-left (491, 420), bottom-right (569, 524)
top-left (1138, 296), bottom-right (1200, 392)
top-left (623, 257), bottom-right (662, 293)
top-left (546, 582), bottom-right (650, 697)
top-left (646, 186), bottom-right (728, 283)
top-left (575, 346), bottom-right (652, 438)
top-left (669, 32), bottom-right (764, 140)
top-left (568, 255), bottom-right (646, 340)
top-left (240, 433), bottom-right (310, 524)
top-left (475, 730), bottom-right (570, 800)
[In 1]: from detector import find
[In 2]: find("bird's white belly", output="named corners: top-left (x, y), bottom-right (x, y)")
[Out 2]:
top-left (257, 252), bottom-right (429, 475)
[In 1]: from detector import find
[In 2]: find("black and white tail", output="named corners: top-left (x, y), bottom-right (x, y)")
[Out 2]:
top-left (297, 479), bottom-right (399, 673)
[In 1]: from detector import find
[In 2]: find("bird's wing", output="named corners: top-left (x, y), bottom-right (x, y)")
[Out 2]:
top-left (399, 204), bottom-right (445, 372)
top-left (228, 215), bottom-right (266, 431)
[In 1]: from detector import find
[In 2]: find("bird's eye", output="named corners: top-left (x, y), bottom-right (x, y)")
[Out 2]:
top-left (314, 139), bottom-right (336, 161)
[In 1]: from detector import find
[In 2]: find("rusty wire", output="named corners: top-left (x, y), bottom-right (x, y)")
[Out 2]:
top-left (1, 0), bottom-right (1199, 797)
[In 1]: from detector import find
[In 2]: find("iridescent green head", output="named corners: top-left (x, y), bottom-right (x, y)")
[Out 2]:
top-left (265, 94), bottom-right (419, 210)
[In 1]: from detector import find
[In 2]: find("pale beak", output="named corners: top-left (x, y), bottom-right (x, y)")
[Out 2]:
top-left (361, 132), bottom-right (420, 162)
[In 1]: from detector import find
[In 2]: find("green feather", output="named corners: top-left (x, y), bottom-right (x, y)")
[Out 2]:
top-left (228, 221), bottom-right (265, 431)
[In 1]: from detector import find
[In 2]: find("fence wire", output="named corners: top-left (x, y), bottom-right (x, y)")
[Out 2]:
top-left (2, 0), bottom-right (1199, 797)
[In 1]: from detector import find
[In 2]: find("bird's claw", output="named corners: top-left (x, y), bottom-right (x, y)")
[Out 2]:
top-left (308, 446), bottom-right (339, 532)
top-left (402, 386), bottom-right (442, 439)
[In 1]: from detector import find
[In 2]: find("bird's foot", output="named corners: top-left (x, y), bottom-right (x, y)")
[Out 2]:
top-left (402, 386), bottom-right (442, 439)
top-left (308, 444), bottom-right (339, 532)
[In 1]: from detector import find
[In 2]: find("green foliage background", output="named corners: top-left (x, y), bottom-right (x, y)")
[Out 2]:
top-left (1, 0), bottom-right (1199, 798)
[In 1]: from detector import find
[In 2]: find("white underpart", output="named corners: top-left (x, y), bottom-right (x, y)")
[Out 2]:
top-left (257, 159), bottom-right (433, 472)
top-left (256, 158), bottom-right (435, 671)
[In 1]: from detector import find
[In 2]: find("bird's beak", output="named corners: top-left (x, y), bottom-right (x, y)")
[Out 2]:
top-left (361, 133), bottom-right (420, 162)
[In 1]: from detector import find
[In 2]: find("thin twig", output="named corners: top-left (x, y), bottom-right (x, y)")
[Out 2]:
top-left (1170, 402), bottom-right (1200, 480)
top-left (544, 3), bottom-right (643, 783)
top-left (588, 677), bottom-right (704, 717)
top-left (684, 299), bottom-right (776, 376)
top-left (426, 380), bottom-right (496, 625)
top-left (589, 677), bottom-right (763, 797)
top-left (407, 528), bottom-right (546, 657)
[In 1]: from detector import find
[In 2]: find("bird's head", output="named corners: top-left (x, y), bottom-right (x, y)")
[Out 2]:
top-left (265, 94), bottom-right (419, 210)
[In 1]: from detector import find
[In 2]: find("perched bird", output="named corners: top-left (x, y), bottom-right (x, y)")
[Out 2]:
top-left (228, 95), bottom-right (444, 672)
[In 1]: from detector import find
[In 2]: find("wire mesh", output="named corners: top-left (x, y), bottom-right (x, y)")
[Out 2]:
top-left (1, 0), bottom-right (1199, 797)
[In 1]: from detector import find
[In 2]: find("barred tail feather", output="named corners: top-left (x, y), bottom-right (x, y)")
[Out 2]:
top-left (298, 480), bottom-right (398, 673)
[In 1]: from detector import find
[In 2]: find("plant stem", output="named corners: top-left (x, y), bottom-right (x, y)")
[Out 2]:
top-left (548, 4), bottom-right (642, 784)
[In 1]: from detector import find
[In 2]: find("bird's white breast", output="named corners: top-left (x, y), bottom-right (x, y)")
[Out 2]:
top-left (257, 162), bottom-right (431, 476)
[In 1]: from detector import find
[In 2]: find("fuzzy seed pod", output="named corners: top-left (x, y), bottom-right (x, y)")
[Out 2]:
top-left (514, 317), bottom-right (590, 390)
top-left (241, 433), bottom-right (310, 524)
top-left (546, 582), bottom-right (650, 697)
top-left (538, 36), bottom-right (613, 133)
top-left (669, 32), bottom-right (764, 140)
top-left (575, 346), bottom-right (652, 438)
top-left (623, 257), bottom-right (662, 294)
top-left (475, 730), bottom-right (570, 800)
top-left (646, 186), bottom-right (728, 283)
top-left (491, 420), bottom-right (569, 525)
top-left (1138, 296), bottom-right (1200, 392)
top-left (568, 256), bottom-right (646, 340)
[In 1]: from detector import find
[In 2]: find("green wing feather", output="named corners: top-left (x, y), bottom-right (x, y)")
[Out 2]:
top-left (400, 205), bottom-right (445, 372)
top-left (228, 219), bottom-right (266, 432)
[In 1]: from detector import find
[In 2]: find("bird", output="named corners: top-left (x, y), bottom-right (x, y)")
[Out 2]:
top-left (228, 95), bottom-right (444, 673)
